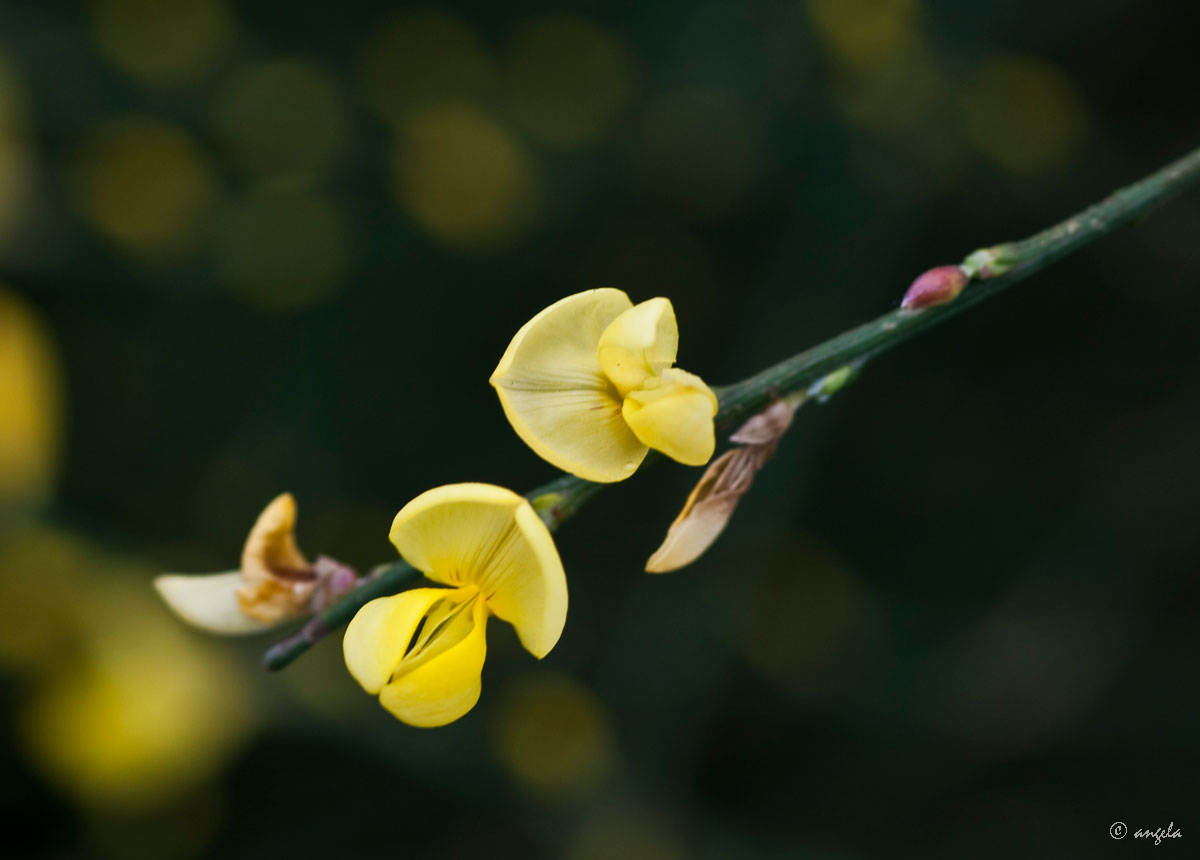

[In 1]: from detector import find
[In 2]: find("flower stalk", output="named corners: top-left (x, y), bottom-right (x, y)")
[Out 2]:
top-left (263, 143), bottom-right (1200, 672)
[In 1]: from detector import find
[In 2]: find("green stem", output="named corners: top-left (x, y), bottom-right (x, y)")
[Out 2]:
top-left (262, 143), bottom-right (1200, 672)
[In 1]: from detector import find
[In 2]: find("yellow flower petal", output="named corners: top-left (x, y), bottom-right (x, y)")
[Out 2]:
top-left (490, 501), bottom-right (568, 657)
top-left (597, 297), bottom-right (678, 396)
top-left (154, 571), bottom-right (270, 635)
top-left (492, 288), bottom-right (631, 384)
top-left (622, 368), bottom-right (718, 466)
top-left (388, 483), bottom-right (568, 658)
top-left (490, 288), bottom-right (648, 482)
top-left (379, 594), bottom-right (489, 727)
top-left (344, 585), bottom-right (492, 726)
top-left (343, 587), bottom-right (445, 694)
top-left (495, 384), bottom-right (647, 482)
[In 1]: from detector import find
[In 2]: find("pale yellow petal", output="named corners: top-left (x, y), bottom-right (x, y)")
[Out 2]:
top-left (343, 588), bottom-right (445, 694)
top-left (379, 597), bottom-right (489, 727)
top-left (491, 288), bottom-right (631, 386)
top-left (622, 368), bottom-right (718, 466)
top-left (154, 571), bottom-right (270, 635)
top-left (494, 384), bottom-right (648, 482)
top-left (487, 501), bottom-right (567, 658)
top-left (389, 483), bottom-right (522, 587)
top-left (490, 289), bottom-right (647, 482)
top-left (597, 297), bottom-right (678, 395)
top-left (388, 484), bottom-right (568, 658)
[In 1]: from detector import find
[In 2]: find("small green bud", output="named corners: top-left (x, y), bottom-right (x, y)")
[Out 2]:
top-left (961, 243), bottom-right (1018, 279)
top-left (808, 364), bottom-right (860, 402)
top-left (530, 491), bottom-right (564, 525)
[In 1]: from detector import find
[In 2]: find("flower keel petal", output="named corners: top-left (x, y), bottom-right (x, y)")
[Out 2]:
top-left (379, 598), bottom-right (489, 727)
top-left (623, 369), bottom-right (718, 466)
top-left (343, 588), bottom-right (445, 694)
top-left (597, 297), bottom-right (679, 396)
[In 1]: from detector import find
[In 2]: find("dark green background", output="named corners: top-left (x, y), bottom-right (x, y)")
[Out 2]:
top-left (2, 0), bottom-right (1197, 857)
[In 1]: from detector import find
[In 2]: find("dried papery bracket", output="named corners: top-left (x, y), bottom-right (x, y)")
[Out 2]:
top-left (646, 399), bottom-right (797, 573)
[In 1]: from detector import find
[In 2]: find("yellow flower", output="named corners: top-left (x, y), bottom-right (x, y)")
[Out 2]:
top-left (343, 483), bottom-right (567, 727)
top-left (490, 289), bottom-right (717, 482)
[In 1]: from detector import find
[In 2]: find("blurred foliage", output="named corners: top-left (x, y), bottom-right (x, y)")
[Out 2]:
top-left (71, 116), bottom-right (220, 258)
top-left (1, 0), bottom-right (1199, 858)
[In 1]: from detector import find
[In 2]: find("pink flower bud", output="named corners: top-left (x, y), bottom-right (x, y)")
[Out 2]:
top-left (901, 265), bottom-right (969, 310)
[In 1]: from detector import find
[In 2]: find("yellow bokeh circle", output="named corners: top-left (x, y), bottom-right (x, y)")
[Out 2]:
top-left (88, 0), bottom-right (235, 85)
top-left (0, 287), bottom-right (63, 508)
top-left (392, 103), bottom-right (537, 249)
top-left (490, 672), bottom-right (615, 795)
top-left (503, 16), bottom-right (633, 146)
top-left (72, 116), bottom-right (219, 258)
top-left (963, 54), bottom-right (1088, 175)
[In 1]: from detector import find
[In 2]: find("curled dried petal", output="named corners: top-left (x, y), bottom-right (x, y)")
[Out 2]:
top-left (646, 400), bottom-right (796, 573)
top-left (236, 493), bottom-right (315, 624)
